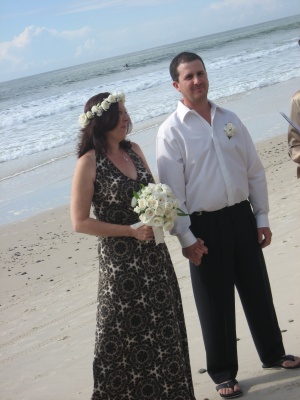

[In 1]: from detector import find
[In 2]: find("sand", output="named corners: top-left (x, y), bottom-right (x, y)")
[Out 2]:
top-left (0, 133), bottom-right (299, 400)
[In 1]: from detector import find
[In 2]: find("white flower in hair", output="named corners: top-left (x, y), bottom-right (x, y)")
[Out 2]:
top-left (78, 113), bottom-right (89, 128)
top-left (118, 92), bottom-right (125, 102)
top-left (108, 94), bottom-right (117, 102)
top-left (86, 111), bottom-right (94, 119)
top-left (101, 100), bottom-right (110, 110)
top-left (96, 107), bottom-right (103, 117)
top-left (78, 92), bottom-right (126, 128)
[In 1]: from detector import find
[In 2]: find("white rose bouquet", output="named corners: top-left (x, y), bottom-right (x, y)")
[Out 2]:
top-left (131, 182), bottom-right (187, 245)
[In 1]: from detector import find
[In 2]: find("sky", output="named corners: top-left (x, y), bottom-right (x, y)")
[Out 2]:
top-left (0, 0), bottom-right (299, 82)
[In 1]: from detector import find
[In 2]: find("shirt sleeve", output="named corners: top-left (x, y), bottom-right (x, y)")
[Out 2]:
top-left (288, 93), bottom-right (300, 177)
top-left (156, 127), bottom-right (197, 248)
top-left (243, 123), bottom-right (270, 228)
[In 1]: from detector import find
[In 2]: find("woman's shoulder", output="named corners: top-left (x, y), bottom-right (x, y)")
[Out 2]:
top-left (130, 142), bottom-right (152, 175)
top-left (72, 149), bottom-right (96, 184)
top-left (77, 149), bottom-right (96, 171)
top-left (130, 142), bottom-right (142, 154)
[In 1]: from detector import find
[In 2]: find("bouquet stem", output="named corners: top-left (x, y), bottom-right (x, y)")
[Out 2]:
top-left (131, 222), bottom-right (164, 245)
top-left (153, 226), bottom-right (164, 245)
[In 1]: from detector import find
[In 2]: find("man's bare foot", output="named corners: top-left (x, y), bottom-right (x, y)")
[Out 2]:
top-left (282, 355), bottom-right (300, 368)
top-left (262, 354), bottom-right (300, 369)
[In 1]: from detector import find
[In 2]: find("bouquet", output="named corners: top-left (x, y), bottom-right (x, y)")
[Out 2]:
top-left (131, 183), bottom-right (187, 244)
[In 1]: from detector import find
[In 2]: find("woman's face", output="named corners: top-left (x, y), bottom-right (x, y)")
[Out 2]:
top-left (106, 102), bottom-right (130, 143)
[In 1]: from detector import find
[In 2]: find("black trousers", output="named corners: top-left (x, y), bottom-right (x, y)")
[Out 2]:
top-left (189, 200), bottom-right (285, 384)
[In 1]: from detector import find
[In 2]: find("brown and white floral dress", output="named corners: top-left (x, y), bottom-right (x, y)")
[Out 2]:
top-left (91, 148), bottom-right (195, 400)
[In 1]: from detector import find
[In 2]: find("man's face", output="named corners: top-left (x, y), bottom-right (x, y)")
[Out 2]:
top-left (173, 59), bottom-right (209, 107)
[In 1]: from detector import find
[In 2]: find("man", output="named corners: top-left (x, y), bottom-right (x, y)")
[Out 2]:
top-left (288, 90), bottom-right (300, 178)
top-left (156, 52), bottom-right (300, 399)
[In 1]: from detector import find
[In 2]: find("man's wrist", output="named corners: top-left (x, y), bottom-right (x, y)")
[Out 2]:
top-left (177, 230), bottom-right (197, 248)
top-left (256, 213), bottom-right (269, 228)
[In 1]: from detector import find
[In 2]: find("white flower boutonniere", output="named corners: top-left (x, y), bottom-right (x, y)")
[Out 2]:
top-left (224, 122), bottom-right (236, 139)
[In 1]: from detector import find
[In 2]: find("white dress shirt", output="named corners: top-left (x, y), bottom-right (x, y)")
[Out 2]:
top-left (156, 100), bottom-right (269, 248)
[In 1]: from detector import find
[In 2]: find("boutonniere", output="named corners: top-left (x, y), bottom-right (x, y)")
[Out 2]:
top-left (224, 122), bottom-right (236, 139)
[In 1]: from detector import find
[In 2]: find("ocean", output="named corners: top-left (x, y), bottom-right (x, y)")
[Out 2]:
top-left (0, 14), bottom-right (299, 225)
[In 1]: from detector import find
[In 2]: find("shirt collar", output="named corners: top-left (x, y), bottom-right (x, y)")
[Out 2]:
top-left (177, 99), bottom-right (218, 122)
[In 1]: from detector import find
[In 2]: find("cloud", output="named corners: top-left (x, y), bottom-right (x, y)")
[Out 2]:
top-left (75, 38), bottom-right (96, 57)
top-left (63, 0), bottom-right (173, 14)
top-left (52, 26), bottom-right (91, 39)
top-left (0, 25), bottom-right (90, 62)
top-left (210, 0), bottom-right (278, 10)
top-left (0, 25), bottom-right (43, 62)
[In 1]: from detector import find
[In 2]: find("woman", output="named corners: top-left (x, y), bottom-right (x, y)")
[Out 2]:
top-left (71, 92), bottom-right (196, 400)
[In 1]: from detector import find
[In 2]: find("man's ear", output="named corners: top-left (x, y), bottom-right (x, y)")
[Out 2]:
top-left (173, 81), bottom-right (180, 92)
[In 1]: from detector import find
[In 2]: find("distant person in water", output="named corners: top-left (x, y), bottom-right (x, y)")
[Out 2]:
top-left (124, 63), bottom-right (129, 68)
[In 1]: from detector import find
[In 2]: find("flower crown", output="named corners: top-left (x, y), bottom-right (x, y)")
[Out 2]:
top-left (78, 92), bottom-right (125, 128)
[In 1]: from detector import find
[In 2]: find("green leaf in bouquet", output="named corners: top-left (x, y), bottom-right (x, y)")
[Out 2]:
top-left (177, 208), bottom-right (189, 216)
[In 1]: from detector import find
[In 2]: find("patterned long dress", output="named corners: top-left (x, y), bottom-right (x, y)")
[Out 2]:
top-left (91, 148), bottom-right (195, 400)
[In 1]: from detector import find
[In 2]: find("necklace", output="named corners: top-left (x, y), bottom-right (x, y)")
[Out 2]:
top-left (107, 150), bottom-right (129, 162)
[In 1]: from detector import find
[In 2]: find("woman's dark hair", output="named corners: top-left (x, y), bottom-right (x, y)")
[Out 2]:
top-left (77, 92), bottom-right (132, 158)
top-left (169, 52), bottom-right (206, 82)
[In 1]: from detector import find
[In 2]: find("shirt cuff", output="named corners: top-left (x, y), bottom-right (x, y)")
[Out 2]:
top-left (177, 229), bottom-right (197, 248)
top-left (255, 213), bottom-right (269, 228)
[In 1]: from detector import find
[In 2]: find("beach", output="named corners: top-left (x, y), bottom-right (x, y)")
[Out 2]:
top-left (0, 72), bottom-right (300, 400)
top-left (1, 129), bottom-right (300, 399)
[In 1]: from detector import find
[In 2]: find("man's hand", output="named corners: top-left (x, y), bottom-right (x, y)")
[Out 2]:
top-left (257, 227), bottom-right (272, 248)
top-left (182, 238), bottom-right (208, 266)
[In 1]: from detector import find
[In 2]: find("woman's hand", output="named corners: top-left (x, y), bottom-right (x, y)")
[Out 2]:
top-left (131, 225), bottom-right (154, 241)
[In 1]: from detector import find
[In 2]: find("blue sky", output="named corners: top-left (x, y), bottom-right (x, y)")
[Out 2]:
top-left (0, 0), bottom-right (299, 82)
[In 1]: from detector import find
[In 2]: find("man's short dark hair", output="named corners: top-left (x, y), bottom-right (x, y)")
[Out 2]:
top-left (169, 52), bottom-right (206, 82)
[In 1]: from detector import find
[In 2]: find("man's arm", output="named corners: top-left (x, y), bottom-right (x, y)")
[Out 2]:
top-left (156, 128), bottom-right (208, 264)
top-left (241, 122), bottom-right (270, 230)
top-left (156, 131), bottom-right (195, 247)
top-left (243, 129), bottom-right (273, 247)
